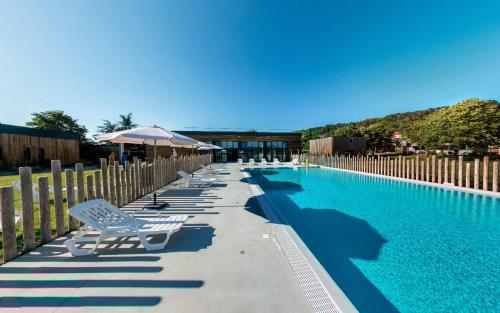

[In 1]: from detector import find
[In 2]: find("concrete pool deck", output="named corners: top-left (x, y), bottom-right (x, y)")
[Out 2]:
top-left (0, 164), bottom-right (315, 312)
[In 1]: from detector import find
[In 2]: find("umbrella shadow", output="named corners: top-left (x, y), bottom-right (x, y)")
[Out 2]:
top-left (244, 174), bottom-right (399, 313)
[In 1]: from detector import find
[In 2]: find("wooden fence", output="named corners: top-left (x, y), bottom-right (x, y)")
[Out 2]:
top-left (293, 154), bottom-right (499, 194)
top-left (0, 154), bottom-right (211, 263)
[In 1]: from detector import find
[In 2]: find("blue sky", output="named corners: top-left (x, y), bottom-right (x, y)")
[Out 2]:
top-left (1, 1), bottom-right (499, 135)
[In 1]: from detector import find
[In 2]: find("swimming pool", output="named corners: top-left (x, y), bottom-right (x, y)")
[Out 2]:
top-left (247, 167), bottom-right (499, 313)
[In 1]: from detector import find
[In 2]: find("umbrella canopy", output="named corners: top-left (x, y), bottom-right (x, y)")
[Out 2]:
top-left (94, 125), bottom-right (198, 147)
top-left (198, 143), bottom-right (223, 150)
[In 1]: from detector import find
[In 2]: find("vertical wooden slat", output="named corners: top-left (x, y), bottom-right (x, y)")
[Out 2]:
top-left (474, 159), bottom-right (480, 189)
top-left (94, 171), bottom-right (102, 199)
top-left (51, 160), bottom-right (65, 236)
top-left (19, 167), bottom-right (35, 250)
top-left (451, 160), bottom-right (456, 186)
top-left (492, 162), bottom-right (498, 193)
top-left (444, 158), bottom-right (449, 183)
top-left (38, 177), bottom-right (52, 243)
top-left (120, 170), bottom-right (126, 204)
top-left (458, 156), bottom-right (463, 187)
top-left (0, 187), bottom-right (17, 262)
top-left (465, 162), bottom-right (471, 189)
top-left (130, 164), bottom-right (136, 201)
top-left (100, 158), bottom-right (109, 201)
top-left (426, 157), bottom-right (430, 182)
top-left (125, 161), bottom-right (131, 204)
top-left (86, 175), bottom-right (95, 200)
top-left (410, 159), bottom-right (415, 180)
top-left (415, 156), bottom-right (419, 180)
top-left (76, 163), bottom-right (85, 204)
top-left (109, 164), bottom-right (116, 205)
top-left (431, 156), bottom-right (436, 183)
top-left (133, 157), bottom-right (140, 198)
top-left (65, 169), bottom-right (78, 231)
top-left (420, 160), bottom-right (425, 180)
top-left (114, 161), bottom-right (122, 207)
top-left (483, 156), bottom-right (489, 191)
top-left (437, 159), bottom-right (442, 184)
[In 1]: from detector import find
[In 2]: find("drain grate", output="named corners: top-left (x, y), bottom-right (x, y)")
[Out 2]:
top-left (270, 224), bottom-right (341, 313)
top-left (244, 171), bottom-right (342, 313)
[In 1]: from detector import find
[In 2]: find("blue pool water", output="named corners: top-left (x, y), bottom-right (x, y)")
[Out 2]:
top-left (247, 167), bottom-right (499, 313)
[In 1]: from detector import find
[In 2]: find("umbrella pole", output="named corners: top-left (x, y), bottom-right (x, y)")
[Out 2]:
top-left (154, 140), bottom-right (157, 205)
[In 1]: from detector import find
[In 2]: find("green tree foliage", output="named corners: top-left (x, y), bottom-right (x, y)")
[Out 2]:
top-left (97, 113), bottom-right (138, 133)
top-left (412, 99), bottom-right (500, 149)
top-left (26, 110), bottom-right (88, 142)
top-left (296, 98), bottom-right (498, 151)
top-left (97, 120), bottom-right (117, 133)
top-left (117, 113), bottom-right (138, 130)
top-left (359, 124), bottom-right (393, 152)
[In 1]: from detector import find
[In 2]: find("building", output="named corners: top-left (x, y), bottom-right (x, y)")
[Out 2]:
top-left (163, 131), bottom-right (303, 162)
top-left (309, 136), bottom-right (366, 155)
top-left (0, 124), bottom-right (80, 168)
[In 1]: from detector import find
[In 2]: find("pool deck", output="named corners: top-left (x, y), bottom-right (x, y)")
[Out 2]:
top-left (0, 164), bottom-right (314, 312)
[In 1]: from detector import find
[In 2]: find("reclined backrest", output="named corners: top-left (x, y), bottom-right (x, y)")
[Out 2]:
top-left (69, 199), bottom-right (136, 231)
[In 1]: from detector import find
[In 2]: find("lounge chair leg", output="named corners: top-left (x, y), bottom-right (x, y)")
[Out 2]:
top-left (138, 232), bottom-right (171, 251)
top-left (64, 235), bottom-right (103, 256)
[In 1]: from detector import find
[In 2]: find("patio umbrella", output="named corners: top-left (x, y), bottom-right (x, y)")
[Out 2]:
top-left (95, 125), bottom-right (198, 209)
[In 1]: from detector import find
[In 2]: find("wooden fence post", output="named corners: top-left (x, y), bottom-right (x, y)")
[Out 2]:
top-left (426, 157), bottom-right (430, 182)
top-left (51, 160), bottom-right (65, 236)
top-left (437, 159), bottom-right (442, 184)
top-left (444, 158), bottom-right (449, 183)
top-left (451, 160), bottom-right (456, 186)
top-left (125, 161), bottom-right (131, 204)
top-left (114, 161), bottom-right (122, 207)
top-left (100, 158), bottom-right (109, 201)
top-left (120, 170), bottom-right (126, 204)
top-left (109, 164), bottom-right (116, 205)
top-left (0, 187), bottom-right (17, 262)
top-left (420, 160), bottom-right (425, 181)
top-left (483, 156), bottom-right (489, 191)
top-left (38, 177), bottom-right (52, 243)
top-left (86, 175), bottom-right (95, 200)
top-left (415, 156), bottom-right (419, 180)
top-left (458, 156), bottom-right (463, 187)
top-left (492, 162), bottom-right (498, 193)
top-left (431, 156), bottom-right (436, 183)
top-left (130, 164), bottom-right (136, 201)
top-left (94, 171), bottom-right (102, 199)
top-left (19, 167), bottom-right (35, 250)
top-left (65, 169), bottom-right (78, 231)
top-left (465, 162), bottom-right (471, 189)
top-left (474, 159), bottom-right (480, 189)
top-left (410, 159), bottom-right (415, 180)
top-left (76, 163), bottom-right (85, 204)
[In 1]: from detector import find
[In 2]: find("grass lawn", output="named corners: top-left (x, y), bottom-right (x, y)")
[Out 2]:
top-left (0, 167), bottom-right (99, 261)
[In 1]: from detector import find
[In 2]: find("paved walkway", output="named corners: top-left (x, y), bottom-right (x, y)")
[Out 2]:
top-left (0, 164), bottom-right (313, 313)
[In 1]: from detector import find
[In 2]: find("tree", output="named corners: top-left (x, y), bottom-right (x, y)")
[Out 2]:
top-left (97, 120), bottom-right (118, 133)
top-left (413, 99), bottom-right (500, 149)
top-left (332, 124), bottom-right (361, 138)
top-left (359, 123), bottom-right (393, 152)
top-left (26, 110), bottom-right (88, 142)
top-left (117, 113), bottom-right (138, 131)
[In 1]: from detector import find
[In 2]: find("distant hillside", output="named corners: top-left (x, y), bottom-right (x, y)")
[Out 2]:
top-left (296, 107), bottom-right (444, 150)
top-left (296, 98), bottom-right (500, 152)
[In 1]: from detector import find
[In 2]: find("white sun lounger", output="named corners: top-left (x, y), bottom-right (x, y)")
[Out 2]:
top-left (64, 199), bottom-right (188, 256)
top-left (177, 170), bottom-right (216, 188)
top-left (292, 158), bottom-right (300, 165)
top-left (249, 159), bottom-right (255, 165)
top-left (260, 159), bottom-right (268, 166)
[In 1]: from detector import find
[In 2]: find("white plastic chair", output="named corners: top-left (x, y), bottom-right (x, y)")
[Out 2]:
top-left (64, 199), bottom-right (188, 256)
top-left (177, 170), bottom-right (216, 188)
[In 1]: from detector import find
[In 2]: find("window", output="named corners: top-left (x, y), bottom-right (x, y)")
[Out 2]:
top-left (23, 147), bottom-right (31, 161)
top-left (0, 146), bottom-right (3, 161)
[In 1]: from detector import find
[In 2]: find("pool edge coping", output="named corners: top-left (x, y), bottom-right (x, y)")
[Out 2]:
top-left (241, 169), bottom-right (358, 313)
top-left (315, 165), bottom-right (500, 199)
